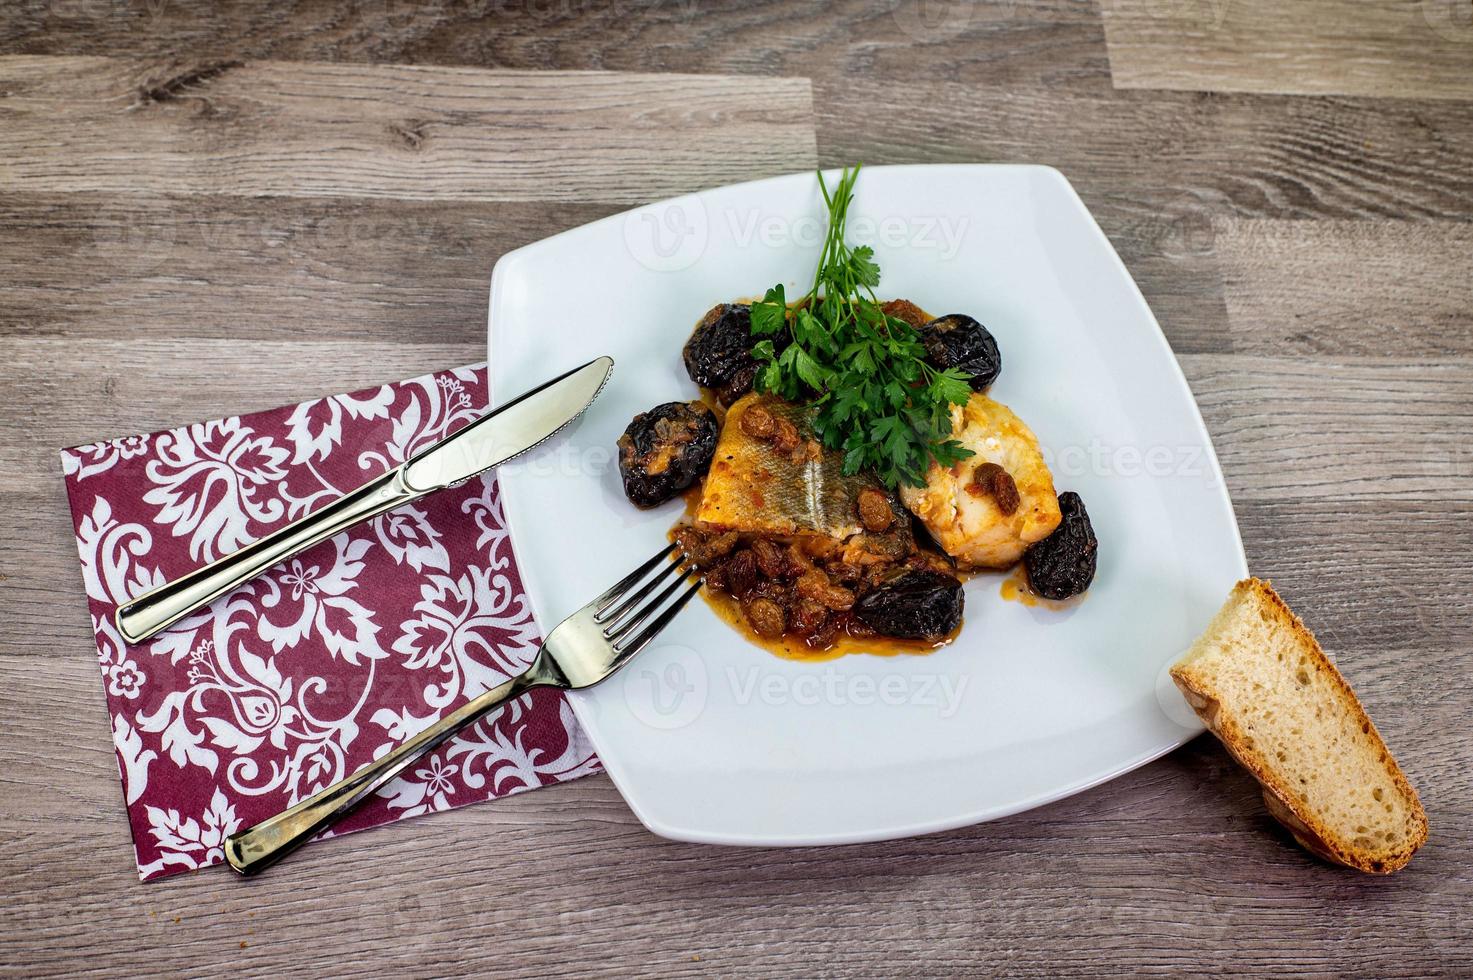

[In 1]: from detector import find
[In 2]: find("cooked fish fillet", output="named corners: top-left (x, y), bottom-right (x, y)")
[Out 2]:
top-left (696, 394), bottom-right (911, 560)
top-left (901, 393), bottom-right (1061, 568)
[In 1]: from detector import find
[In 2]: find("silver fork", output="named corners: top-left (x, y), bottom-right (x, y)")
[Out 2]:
top-left (223, 542), bottom-right (700, 875)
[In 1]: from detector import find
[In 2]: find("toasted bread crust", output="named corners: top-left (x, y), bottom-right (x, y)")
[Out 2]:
top-left (1171, 578), bottom-right (1428, 874)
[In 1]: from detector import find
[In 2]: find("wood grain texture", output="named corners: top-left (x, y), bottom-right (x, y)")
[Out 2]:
top-left (816, 77), bottom-right (1473, 221)
top-left (0, 194), bottom-right (617, 342)
top-left (1182, 354), bottom-right (1473, 501)
top-left (1217, 218), bottom-right (1473, 356)
top-left (1101, 0), bottom-right (1473, 101)
top-left (0, 0), bottom-right (1112, 90)
top-left (1, 0), bottom-right (1472, 975)
top-left (0, 56), bottom-right (815, 203)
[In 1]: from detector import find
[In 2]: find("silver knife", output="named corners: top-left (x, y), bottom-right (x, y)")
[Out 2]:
top-left (115, 355), bottom-right (614, 645)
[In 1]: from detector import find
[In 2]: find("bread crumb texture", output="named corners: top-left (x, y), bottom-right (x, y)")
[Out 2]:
top-left (1171, 578), bottom-right (1427, 873)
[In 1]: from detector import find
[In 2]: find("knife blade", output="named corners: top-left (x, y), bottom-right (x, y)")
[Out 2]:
top-left (115, 355), bottom-right (614, 645)
top-left (402, 355), bottom-right (612, 492)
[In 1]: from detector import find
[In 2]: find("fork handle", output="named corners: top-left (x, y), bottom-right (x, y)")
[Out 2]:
top-left (223, 651), bottom-right (565, 876)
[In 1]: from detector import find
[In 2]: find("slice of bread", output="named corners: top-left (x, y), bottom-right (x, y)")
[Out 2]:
top-left (1171, 578), bottom-right (1427, 873)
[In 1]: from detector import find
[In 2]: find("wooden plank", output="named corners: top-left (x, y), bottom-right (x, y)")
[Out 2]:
top-left (1236, 500), bottom-right (1473, 654)
top-left (0, 56), bottom-right (815, 203)
top-left (0, 0), bottom-right (1111, 89)
top-left (1217, 218), bottom-right (1473, 356)
top-left (816, 77), bottom-right (1473, 221)
top-left (1100, 0), bottom-right (1473, 101)
top-left (1073, 193), bottom-right (1231, 355)
top-left (0, 722), bottom-right (1466, 977)
top-left (1182, 354), bottom-right (1473, 502)
top-left (0, 339), bottom-right (483, 492)
top-left (0, 194), bottom-right (615, 343)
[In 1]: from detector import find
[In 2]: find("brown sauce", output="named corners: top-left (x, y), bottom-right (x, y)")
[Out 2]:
top-left (673, 490), bottom-right (963, 661)
top-left (999, 564), bottom-right (1039, 606)
top-left (998, 563), bottom-right (1087, 610)
top-left (697, 584), bottom-right (957, 663)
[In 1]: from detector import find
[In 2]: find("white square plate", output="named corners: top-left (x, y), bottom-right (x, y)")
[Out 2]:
top-left (488, 165), bottom-right (1246, 845)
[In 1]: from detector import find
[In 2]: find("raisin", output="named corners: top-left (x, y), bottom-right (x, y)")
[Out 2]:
top-left (739, 403), bottom-right (776, 439)
top-left (673, 525), bottom-right (708, 561)
top-left (856, 487), bottom-right (896, 532)
top-left (742, 596), bottom-right (786, 639)
top-left (905, 550), bottom-right (955, 576)
top-left (751, 538), bottom-right (787, 579)
top-left (808, 615), bottom-right (843, 649)
top-left (853, 569), bottom-right (964, 640)
top-left (723, 549), bottom-right (759, 598)
top-left (616, 401), bottom-right (718, 508)
top-left (796, 570), bottom-right (856, 611)
top-left (771, 417), bottom-right (802, 455)
top-left (788, 599), bottom-right (830, 638)
top-left (919, 314), bottom-right (1001, 391)
top-left (784, 543), bottom-right (815, 575)
top-left (1024, 491), bottom-right (1097, 600)
top-left (704, 562), bottom-right (728, 593)
top-left (966, 461), bottom-right (1020, 516)
top-left (675, 527), bottom-right (739, 567)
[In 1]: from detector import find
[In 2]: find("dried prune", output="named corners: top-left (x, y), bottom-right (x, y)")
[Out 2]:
top-left (1024, 491), bottom-right (1097, 600)
top-left (716, 363), bottom-right (758, 407)
top-left (919, 314), bottom-right (1001, 391)
top-left (853, 569), bottom-right (964, 641)
top-left (616, 401), bottom-right (717, 508)
top-left (682, 304), bottom-right (789, 404)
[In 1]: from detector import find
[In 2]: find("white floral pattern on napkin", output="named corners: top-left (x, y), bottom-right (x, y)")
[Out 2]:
top-left (62, 364), bottom-right (600, 881)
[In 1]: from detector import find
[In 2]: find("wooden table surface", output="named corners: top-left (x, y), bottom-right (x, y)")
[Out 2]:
top-left (2, 1), bottom-right (1470, 975)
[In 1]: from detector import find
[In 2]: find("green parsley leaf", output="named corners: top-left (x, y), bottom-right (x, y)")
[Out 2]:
top-left (750, 284), bottom-right (787, 336)
top-left (848, 245), bottom-right (881, 290)
top-left (751, 165), bottom-right (976, 488)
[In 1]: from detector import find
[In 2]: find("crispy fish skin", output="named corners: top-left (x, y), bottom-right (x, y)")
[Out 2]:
top-left (901, 393), bottom-right (1061, 569)
top-left (696, 394), bottom-right (911, 561)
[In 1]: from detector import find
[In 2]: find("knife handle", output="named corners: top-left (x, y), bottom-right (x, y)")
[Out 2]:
top-left (115, 467), bottom-right (419, 645)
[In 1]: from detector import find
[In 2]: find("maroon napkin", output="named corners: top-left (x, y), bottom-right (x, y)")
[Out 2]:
top-left (62, 364), bottom-right (600, 881)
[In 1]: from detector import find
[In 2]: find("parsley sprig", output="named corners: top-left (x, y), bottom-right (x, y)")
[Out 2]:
top-left (749, 165), bottom-right (974, 488)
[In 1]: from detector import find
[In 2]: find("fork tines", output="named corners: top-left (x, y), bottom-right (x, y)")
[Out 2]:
top-left (593, 542), bottom-right (702, 654)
